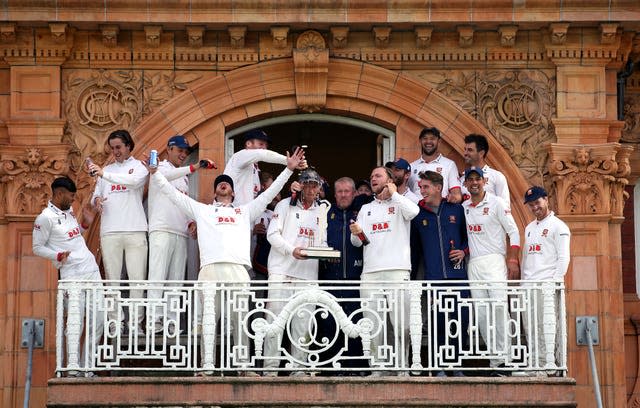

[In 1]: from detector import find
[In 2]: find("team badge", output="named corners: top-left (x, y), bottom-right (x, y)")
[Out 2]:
top-left (436, 167), bottom-right (442, 173)
top-left (422, 220), bottom-right (428, 226)
top-left (449, 215), bottom-right (456, 223)
top-left (129, 168), bottom-right (134, 174)
top-left (388, 207), bottom-right (395, 215)
top-left (542, 228), bottom-right (549, 237)
top-left (483, 207), bottom-right (489, 215)
top-left (234, 208), bottom-right (241, 215)
top-left (331, 213), bottom-right (335, 220)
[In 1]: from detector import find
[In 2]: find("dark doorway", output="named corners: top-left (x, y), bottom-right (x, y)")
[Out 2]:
top-left (230, 120), bottom-right (381, 199)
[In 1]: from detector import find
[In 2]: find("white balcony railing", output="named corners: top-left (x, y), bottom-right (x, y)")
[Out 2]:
top-left (55, 279), bottom-right (566, 377)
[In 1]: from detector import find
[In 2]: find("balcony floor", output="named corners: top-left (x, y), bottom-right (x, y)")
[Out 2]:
top-left (47, 375), bottom-right (577, 407)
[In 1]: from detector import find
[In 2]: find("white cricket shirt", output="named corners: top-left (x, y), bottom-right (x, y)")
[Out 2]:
top-left (148, 160), bottom-right (193, 236)
top-left (223, 149), bottom-right (287, 205)
top-left (521, 211), bottom-right (571, 280)
top-left (409, 154), bottom-right (460, 198)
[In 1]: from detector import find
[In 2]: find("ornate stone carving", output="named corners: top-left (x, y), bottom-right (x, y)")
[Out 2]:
top-left (0, 23), bottom-right (16, 44)
top-left (0, 146), bottom-right (71, 216)
top-left (372, 26), bottom-right (391, 49)
top-left (600, 23), bottom-right (618, 45)
top-left (144, 25), bottom-right (162, 48)
top-left (330, 26), bottom-right (349, 49)
top-left (293, 30), bottom-right (328, 113)
top-left (228, 26), bottom-right (247, 48)
top-left (499, 25), bottom-right (518, 47)
top-left (622, 92), bottom-right (640, 143)
top-left (100, 25), bottom-right (119, 47)
top-left (412, 69), bottom-right (556, 186)
top-left (186, 26), bottom-right (204, 48)
top-left (63, 69), bottom-right (143, 159)
top-left (49, 23), bottom-right (68, 44)
top-left (548, 143), bottom-right (630, 216)
top-left (415, 26), bottom-right (433, 49)
top-left (458, 26), bottom-right (474, 48)
top-left (270, 26), bottom-right (289, 49)
top-left (549, 23), bottom-right (570, 45)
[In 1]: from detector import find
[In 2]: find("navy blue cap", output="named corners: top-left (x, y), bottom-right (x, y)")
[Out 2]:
top-left (385, 158), bottom-right (411, 172)
top-left (464, 166), bottom-right (484, 180)
top-left (524, 186), bottom-right (548, 204)
top-left (244, 129), bottom-right (271, 143)
top-left (167, 135), bottom-right (190, 149)
top-left (214, 174), bottom-right (234, 191)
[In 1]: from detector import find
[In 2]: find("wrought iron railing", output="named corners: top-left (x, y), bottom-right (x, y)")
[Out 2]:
top-left (55, 279), bottom-right (566, 377)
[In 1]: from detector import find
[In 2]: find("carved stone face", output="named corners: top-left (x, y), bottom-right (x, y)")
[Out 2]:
top-left (575, 148), bottom-right (590, 166)
top-left (26, 148), bottom-right (41, 166)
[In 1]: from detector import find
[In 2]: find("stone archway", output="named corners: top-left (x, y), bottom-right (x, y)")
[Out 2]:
top-left (131, 58), bottom-right (530, 228)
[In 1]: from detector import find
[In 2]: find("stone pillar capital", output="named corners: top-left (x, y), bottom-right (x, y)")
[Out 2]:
top-left (547, 142), bottom-right (632, 219)
top-left (0, 144), bottom-right (73, 218)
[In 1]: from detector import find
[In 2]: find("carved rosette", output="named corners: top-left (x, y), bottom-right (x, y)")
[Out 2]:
top-left (0, 146), bottom-right (71, 217)
top-left (293, 30), bottom-right (329, 113)
top-left (547, 143), bottom-right (631, 217)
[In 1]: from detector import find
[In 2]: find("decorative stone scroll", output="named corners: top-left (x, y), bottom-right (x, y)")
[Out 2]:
top-left (547, 143), bottom-right (631, 217)
top-left (498, 25), bottom-right (518, 48)
top-left (0, 145), bottom-right (71, 216)
top-left (293, 30), bottom-right (328, 113)
top-left (100, 25), bottom-right (119, 47)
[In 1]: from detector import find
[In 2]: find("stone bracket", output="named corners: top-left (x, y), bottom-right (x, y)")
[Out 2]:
top-left (293, 30), bottom-right (328, 113)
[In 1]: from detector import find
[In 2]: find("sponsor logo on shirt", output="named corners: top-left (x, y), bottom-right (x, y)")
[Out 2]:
top-left (468, 224), bottom-right (483, 233)
top-left (34, 224), bottom-right (41, 231)
top-left (528, 243), bottom-right (542, 253)
top-left (371, 221), bottom-right (390, 233)
top-left (298, 227), bottom-right (315, 239)
top-left (216, 216), bottom-right (237, 224)
top-left (67, 227), bottom-right (81, 238)
top-left (111, 184), bottom-right (128, 192)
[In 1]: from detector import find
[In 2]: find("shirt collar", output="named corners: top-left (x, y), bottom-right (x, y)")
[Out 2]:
top-left (416, 153), bottom-right (443, 165)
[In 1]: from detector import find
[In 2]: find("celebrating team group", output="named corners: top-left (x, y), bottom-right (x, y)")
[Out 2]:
top-left (33, 126), bottom-right (571, 377)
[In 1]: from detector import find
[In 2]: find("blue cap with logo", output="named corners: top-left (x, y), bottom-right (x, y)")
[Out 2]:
top-left (385, 158), bottom-right (411, 172)
top-left (524, 186), bottom-right (548, 204)
top-left (464, 166), bottom-right (484, 180)
top-left (167, 135), bottom-right (190, 149)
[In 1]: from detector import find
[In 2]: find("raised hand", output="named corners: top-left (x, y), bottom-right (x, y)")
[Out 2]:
top-left (286, 146), bottom-right (306, 171)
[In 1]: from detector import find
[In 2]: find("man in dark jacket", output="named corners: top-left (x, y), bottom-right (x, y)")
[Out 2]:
top-left (411, 170), bottom-right (469, 377)
top-left (318, 177), bottom-right (372, 375)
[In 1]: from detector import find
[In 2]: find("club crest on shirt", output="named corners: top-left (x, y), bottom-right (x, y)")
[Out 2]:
top-left (449, 215), bottom-right (456, 223)
top-left (436, 167), bottom-right (442, 173)
top-left (422, 219), bottom-right (428, 226)
top-left (128, 168), bottom-right (134, 174)
top-left (483, 207), bottom-right (489, 215)
top-left (234, 208), bottom-right (242, 215)
top-left (330, 213), bottom-right (335, 220)
top-left (34, 224), bottom-right (41, 231)
top-left (542, 228), bottom-right (548, 237)
top-left (388, 207), bottom-right (395, 214)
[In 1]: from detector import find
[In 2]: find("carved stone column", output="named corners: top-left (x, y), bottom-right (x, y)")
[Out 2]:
top-left (547, 141), bottom-right (630, 408)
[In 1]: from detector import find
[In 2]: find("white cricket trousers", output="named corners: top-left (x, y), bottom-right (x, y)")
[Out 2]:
top-left (359, 269), bottom-right (411, 369)
top-left (64, 271), bottom-right (105, 370)
top-left (101, 232), bottom-right (148, 325)
top-left (467, 253), bottom-right (511, 367)
top-left (263, 274), bottom-right (317, 370)
top-left (147, 231), bottom-right (188, 324)
top-left (522, 282), bottom-right (559, 369)
top-left (198, 263), bottom-right (251, 367)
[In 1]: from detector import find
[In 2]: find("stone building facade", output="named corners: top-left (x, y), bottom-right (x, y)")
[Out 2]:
top-left (1, 1), bottom-right (640, 407)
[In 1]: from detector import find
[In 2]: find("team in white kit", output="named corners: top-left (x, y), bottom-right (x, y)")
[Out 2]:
top-left (33, 126), bottom-right (570, 377)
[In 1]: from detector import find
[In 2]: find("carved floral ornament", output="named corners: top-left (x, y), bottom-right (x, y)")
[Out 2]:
top-left (548, 143), bottom-right (630, 217)
top-left (0, 147), bottom-right (70, 216)
top-left (293, 30), bottom-right (328, 113)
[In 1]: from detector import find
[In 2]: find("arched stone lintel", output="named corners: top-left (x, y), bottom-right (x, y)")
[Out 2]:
top-left (134, 58), bottom-right (531, 227)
